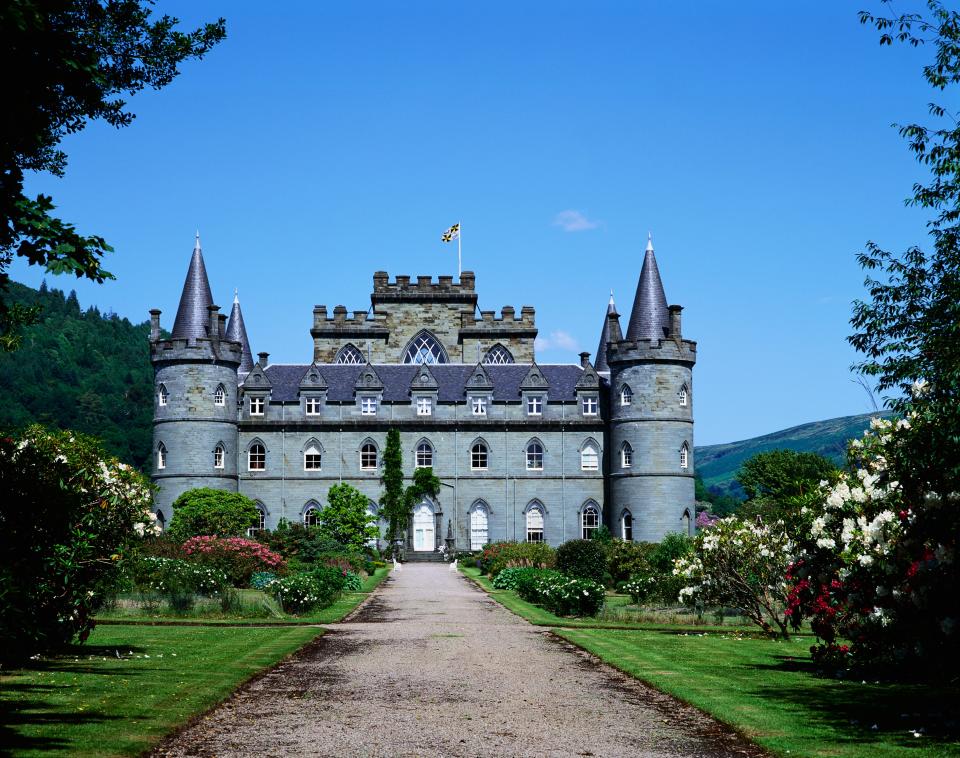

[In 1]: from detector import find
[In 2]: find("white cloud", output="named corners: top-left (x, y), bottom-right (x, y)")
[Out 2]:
top-left (553, 209), bottom-right (599, 232)
top-left (535, 330), bottom-right (580, 354)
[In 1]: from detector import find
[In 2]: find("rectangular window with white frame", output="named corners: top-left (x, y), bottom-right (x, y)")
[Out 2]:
top-left (471, 396), bottom-right (487, 416)
top-left (305, 397), bottom-right (322, 415)
top-left (581, 396), bottom-right (598, 415)
top-left (361, 396), bottom-right (378, 416)
top-left (526, 396), bottom-right (543, 416)
top-left (416, 396), bottom-right (432, 416)
top-left (249, 397), bottom-right (264, 416)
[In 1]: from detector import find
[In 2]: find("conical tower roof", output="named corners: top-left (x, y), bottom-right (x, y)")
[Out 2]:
top-left (225, 289), bottom-right (254, 374)
top-left (625, 233), bottom-right (670, 342)
top-left (171, 232), bottom-right (214, 340)
top-left (595, 290), bottom-right (618, 373)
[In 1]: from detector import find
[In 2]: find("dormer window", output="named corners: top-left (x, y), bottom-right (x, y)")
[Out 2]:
top-left (250, 397), bottom-right (264, 416)
top-left (214, 384), bottom-right (225, 407)
top-left (158, 384), bottom-right (168, 407)
top-left (620, 386), bottom-right (633, 406)
top-left (526, 396), bottom-right (543, 416)
top-left (214, 444), bottom-right (224, 469)
top-left (361, 396), bottom-right (378, 416)
top-left (416, 396), bottom-right (432, 416)
top-left (157, 442), bottom-right (167, 470)
top-left (305, 397), bottom-right (322, 415)
top-left (679, 385), bottom-right (688, 407)
top-left (621, 442), bottom-right (633, 468)
top-left (680, 443), bottom-right (689, 470)
top-left (471, 396), bottom-right (487, 416)
top-left (581, 396), bottom-right (598, 415)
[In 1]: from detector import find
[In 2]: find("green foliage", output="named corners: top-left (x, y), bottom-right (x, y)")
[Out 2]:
top-left (735, 449), bottom-right (838, 523)
top-left (515, 568), bottom-right (605, 617)
top-left (405, 465), bottom-right (441, 507)
top-left (0, 281), bottom-right (156, 468)
top-left (695, 474), bottom-right (741, 517)
top-left (589, 524), bottom-right (613, 543)
top-left (128, 556), bottom-right (229, 597)
top-left (167, 488), bottom-right (260, 542)
top-left (380, 428), bottom-right (406, 545)
top-left (0, 425), bottom-right (156, 663)
top-left (342, 571), bottom-right (363, 592)
top-left (318, 483), bottom-right (378, 552)
top-left (556, 539), bottom-right (607, 583)
top-left (181, 536), bottom-right (287, 587)
top-left (249, 571), bottom-right (278, 591)
top-left (265, 573), bottom-right (327, 615)
top-left (0, 1), bottom-right (225, 348)
top-left (479, 541), bottom-right (556, 577)
top-left (491, 566), bottom-right (543, 590)
top-left (606, 539), bottom-right (657, 584)
top-left (256, 520), bottom-right (344, 565)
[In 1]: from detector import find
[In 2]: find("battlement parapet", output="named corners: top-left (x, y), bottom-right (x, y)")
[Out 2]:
top-left (459, 305), bottom-right (535, 329)
top-left (150, 336), bottom-right (243, 366)
top-left (607, 337), bottom-right (697, 366)
top-left (311, 304), bottom-right (390, 338)
top-left (370, 271), bottom-right (478, 305)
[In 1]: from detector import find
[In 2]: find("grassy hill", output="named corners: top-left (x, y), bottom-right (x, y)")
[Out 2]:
top-left (694, 412), bottom-right (890, 497)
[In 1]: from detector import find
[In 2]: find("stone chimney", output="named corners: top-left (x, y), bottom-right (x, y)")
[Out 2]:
top-left (668, 305), bottom-right (683, 339)
top-left (207, 305), bottom-right (220, 341)
top-left (579, 351), bottom-right (591, 368)
top-left (258, 351), bottom-right (270, 367)
top-left (149, 309), bottom-right (161, 341)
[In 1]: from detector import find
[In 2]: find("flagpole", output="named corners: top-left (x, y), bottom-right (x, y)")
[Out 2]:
top-left (458, 220), bottom-right (462, 278)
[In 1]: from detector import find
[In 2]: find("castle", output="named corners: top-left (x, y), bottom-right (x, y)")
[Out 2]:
top-left (149, 233), bottom-right (697, 551)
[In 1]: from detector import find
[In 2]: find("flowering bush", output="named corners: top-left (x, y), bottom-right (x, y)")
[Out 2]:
top-left (479, 541), bottom-right (556, 577)
top-left (674, 517), bottom-right (794, 638)
top-left (515, 568), bottom-right (605, 617)
top-left (0, 426), bottom-right (156, 662)
top-left (786, 414), bottom-right (958, 674)
top-left (182, 536), bottom-right (286, 587)
top-left (492, 566), bottom-right (542, 590)
top-left (622, 575), bottom-right (658, 604)
top-left (342, 570), bottom-right (363, 592)
top-left (129, 557), bottom-right (229, 596)
top-left (266, 573), bottom-right (325, 614)
top-left (696, 511), bottom-right (720, 529)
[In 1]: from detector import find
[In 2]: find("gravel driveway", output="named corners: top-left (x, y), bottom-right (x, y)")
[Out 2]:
top-left (153, 564), bottom-right (765, 757)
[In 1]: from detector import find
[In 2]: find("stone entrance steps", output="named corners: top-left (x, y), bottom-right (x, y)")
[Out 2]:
top-left (404, 552), bottom-right (448, 563)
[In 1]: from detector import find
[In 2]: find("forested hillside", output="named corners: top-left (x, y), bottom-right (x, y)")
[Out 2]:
top-left (0, 281), bottom-right (154, 469)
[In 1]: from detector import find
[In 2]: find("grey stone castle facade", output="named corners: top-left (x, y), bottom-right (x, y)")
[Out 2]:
top-left (149, 233), bottom-right (696, 550)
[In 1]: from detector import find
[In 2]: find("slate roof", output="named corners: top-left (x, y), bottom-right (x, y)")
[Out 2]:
top-left (595, 292), bottom-right (618, 373)
top-left (171, 234), bottom-right (214, 341)
top-left (625, 235), bottom-right (670, 342)
top-left (225, 294), bottom-right (254, 374)
top-left (261, 364), bottom-right (597, 402)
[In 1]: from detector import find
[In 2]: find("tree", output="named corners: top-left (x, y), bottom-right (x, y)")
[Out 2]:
top-left (167, 488), bottom-right (259, 542)
top-left (0, 1), bottom-right (226, 348)
top-left (318, 483), bottom-right (378, 552)
top-left (380, 429), bottom-right (406, 545)
top-left (735, 449), bottom-right (838, 523)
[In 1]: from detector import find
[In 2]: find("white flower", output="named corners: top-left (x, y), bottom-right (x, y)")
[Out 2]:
top-left (858, 554), bottom-right (874, 567)
top-left (816, 537), bottom-right (836, 549)
top-left (911, 379), bottom-right (929, 397)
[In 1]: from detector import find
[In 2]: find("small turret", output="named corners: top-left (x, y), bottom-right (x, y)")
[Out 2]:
top-left (595, 290), bottom-right (619, 373)
top-left (171, 232), bottom-right (214, 341)
top-left (225, 290), bottom-right (254, 374)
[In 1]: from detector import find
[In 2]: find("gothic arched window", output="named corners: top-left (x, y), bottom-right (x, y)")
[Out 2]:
top-left (157, 442), bottom-right (167, 470)
top-left (303, 501), bottom-right (320, 527)
top-left (360, 441), bottom-right (378, 470)
top-left (580, 440), bottom-right (599, 471)
top-left (214, 443), bottom-right (224, 469)
top-left (526, 502), bottom-right (545, 543)
top-left (483, 343), bottom-right (514, 365)
top-left (680, 442), bottom-right (689, 470)
top-left (402, 330), bottom-right (448, 364)
top-left (471, 441), bottom-right (488, 470)
top-left (214, 384), bottom-right (225, 406)
top-left (335, 343), bottom-right (365, 364)
top-left (248, 502), bottom-right (267, 535)
top-left (620, 385), bottom-right (633, 406)
top-left (526, 440), bottom-right (544, 471)
top-left (621, 509), bottom-right (633, 541)
top-left (621, 441), bottom-right (633, 469)
top-left (158, 384), bottom-right (168, 407)
top-left (581, 502), bottom-right (600, 539)
top-left (248, 442), bottom-right (266, 471)
top-left (304, 442), bottom-right (322, 471)
top-left (470, 501), bottom-right (490, 550)
top-left (679, 384), bottom-right (688, 407)
top-left (416, 440), bottom-right (433, 468)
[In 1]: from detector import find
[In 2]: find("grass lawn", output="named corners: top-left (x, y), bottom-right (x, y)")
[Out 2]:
top-left (556, 628), bottom-right (960, 758)
top-left (0, 624), bottom-right (322, 757)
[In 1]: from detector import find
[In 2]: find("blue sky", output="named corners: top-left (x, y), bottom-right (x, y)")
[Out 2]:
top-left (11, 1), bottom-right (935, 445)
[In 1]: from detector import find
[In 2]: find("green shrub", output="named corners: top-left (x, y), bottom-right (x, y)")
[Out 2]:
top-left (622, 575), bottom-right (658, 604)
top-left (317, 483), bottom-right (380, 551)
top-left (250, 571), bottom-right (277, 590)
top-left (128, 556), bottom-right (230, 611)
top-left (492, 566), bottom-right (542, 590)
top-left (0, 426), bottom-right (157, 663)
top-left (309, 564), bottom-right (348, 602)
top-left (515, 568), bottom-right (605, 616)
top-left (167, 488), bottom-right (260, 542)
top-left (479, 541), bottom-right (556, 576)
top-left (607, 539), bottom-right (656, 584)
top-left (342, 571), bottom-right (363, 592)
top-left (266, 573), bottom-right (325, 614)
top-left (556, 539), bottom-right (606, 583)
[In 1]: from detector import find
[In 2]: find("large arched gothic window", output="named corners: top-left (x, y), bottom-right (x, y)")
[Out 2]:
top-left (470, 501), bottom-right (489, 550)
top-left (483, 344), bottom-right (514, 365)
top-left (580, 440), bottom-right (599, 471)
top-left (526, 502), bottom-right (545, 543)
top-left (581, 502), bottom-right (600, 539)
top-left (402, 330), bottom-right (448, 364)
top-left (471, 441), bottom-right (488, 470)
top-left (335, 343), bottom-right (365, 364)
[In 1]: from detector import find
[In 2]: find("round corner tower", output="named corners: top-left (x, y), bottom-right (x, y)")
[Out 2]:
top-left (149, 236), bottom-right (248, 525)
top-left (605, 235), bottom-right (696, 542)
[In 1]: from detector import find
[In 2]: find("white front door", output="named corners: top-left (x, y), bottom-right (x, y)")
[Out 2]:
top-left (413, 503), bottom-right (435, 551)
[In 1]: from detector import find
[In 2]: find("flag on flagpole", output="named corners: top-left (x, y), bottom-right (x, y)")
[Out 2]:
top-left (441, 222), bottom-right (460, 242)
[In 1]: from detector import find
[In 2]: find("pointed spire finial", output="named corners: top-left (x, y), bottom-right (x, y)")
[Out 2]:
top-left (609, 289), bottom-right (615, 306)
top-left (195, 230), bottom-right (201, 251)
top-left (233, 288), bottom-right (239, 304)
top-left (646, 232), bottom-right (654, 253)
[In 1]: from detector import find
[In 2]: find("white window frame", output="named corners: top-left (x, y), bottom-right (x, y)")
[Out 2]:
top-left (305, 396), bottom-right (322, 415)
top-left (526, 396), bottom-right (543, 416)
top-left (250, 397), bottom-right (265, 416)
top-left (680, 443), bottom-right (689, 470)
top-left (360, 396), bottom-right (378, 416)
top-left (416, 396), bottom-right (432, 416)
top-left (157, 443), bottom-right (166, 470)
top-left (470, 503), bottom-right (489, 550)
top-left (158, 385), bottom-right (168, 407)
top-left (580, 442), bottom-right (599, 471)
top-left (620, 386), bottom-right (633, 406)
top-left (581, 505), bottom-right (600, 540)
top-left (471, 396), bottom-right (487, 416)
top-left (621, 442), bottom-right (633, 469)
top-left (248, 506), bottom-right (266, 536)
top-left (248, 443), bottom-right (266, 471)
top-left (360, 442), bottom-right (378, 470)
top-left (679, 386), bottom-right (688, 406)
top-left (214, 444), bottom-right (224, 469)
top-left (526, 506), bottom-right (544, 543)
top-left (621, 510), bottom-right (633, 541)
top-left (214, 385), bottom-right (225, 407)
top-left (526, 441), bottom-right (544, 471)
top-left (581, 395), bottom-right (598, 415)
top-left (415, 441), bottom-right (433, 468)
top-left (304, 445), bottom-right (322, 471)
top-left (303, 505), bottom-right (320, 527)
top-left (471, 442), bottom-right (488, 470)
